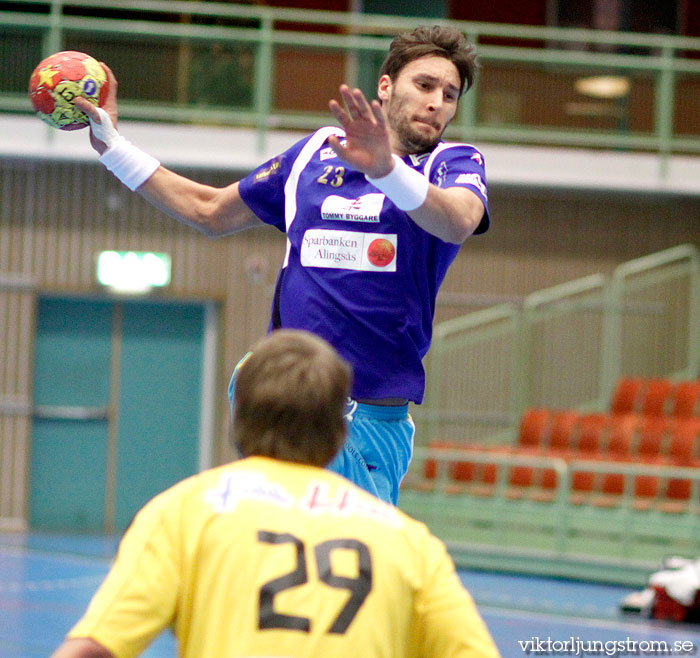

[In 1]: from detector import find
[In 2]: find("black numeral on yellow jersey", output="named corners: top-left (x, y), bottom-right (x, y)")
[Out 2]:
top-left (316, 165), bottom-right (345, 187)
top-left (314, 538), bottom-right (372, 633)
top-left (258, 531), bottom-right (310, 631)
top-left (257, 530), bottom-right (373, 634)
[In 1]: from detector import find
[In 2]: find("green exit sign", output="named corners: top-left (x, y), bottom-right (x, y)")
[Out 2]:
top-left (96, 251), bottom-right (171, 293)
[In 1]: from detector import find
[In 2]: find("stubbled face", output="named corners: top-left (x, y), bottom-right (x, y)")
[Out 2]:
top-left (379, 55), bottom-right (461, 155)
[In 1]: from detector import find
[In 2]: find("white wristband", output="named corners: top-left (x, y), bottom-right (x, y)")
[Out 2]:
top-left (99, 136), bottom-right (160, 191)
top-left (365, 154), bottom-right (429, 211)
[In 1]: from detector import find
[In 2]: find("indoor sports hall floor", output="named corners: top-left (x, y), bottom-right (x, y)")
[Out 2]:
top-left (3, 532), bottom-right (700, 658)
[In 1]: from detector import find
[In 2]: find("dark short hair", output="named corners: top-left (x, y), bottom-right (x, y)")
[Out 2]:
top-left (232, 330), bottom-right (352, 467)
top-left (379, 25), bottom-right (478, 96)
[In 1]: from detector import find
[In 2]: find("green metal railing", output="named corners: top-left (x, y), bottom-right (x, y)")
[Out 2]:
top-left (401, 445), bottom-right (700, 582)
top-left (601, 244), bottom-right (700, 401)
top-left (516, 273), bottom-right (609, 414)
top-left (420, 303), bottom-right (521, 446)
top-left (3, 0), bottom-right (700, 160)
top-left (421, 244), bottom-right (700, 445)
top-left (409, 447), bottom-right (572, 552)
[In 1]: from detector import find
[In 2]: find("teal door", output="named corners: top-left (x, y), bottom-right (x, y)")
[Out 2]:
top-left (30, 297), bottom-right (209, 532)
top-left (30, 298), bottom-right (113, 531)
top-left (115, 302), bottom-right (204, 529)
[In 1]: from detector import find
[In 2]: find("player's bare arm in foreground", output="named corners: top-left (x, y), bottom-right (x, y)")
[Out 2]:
top-left (75, 65), bottom-right (258, 238)
top-left (50, 637), bottom-right (112, 658)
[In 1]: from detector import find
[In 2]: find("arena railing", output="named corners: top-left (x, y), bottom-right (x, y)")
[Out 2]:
top-left (401, 445), bottom-right (700, 584)
top-left (2, 0), bottom-right (700, 159)
top-left (420, 303), bottom-right (521, 447)
top-left (419, 273), bottom-right (611, 444)
top-left (601, 243), bottom-right (700, 402)
top-left (516, 273), bottom-right (610, 414)
top-left (419, 243), bottom-right (700, 445)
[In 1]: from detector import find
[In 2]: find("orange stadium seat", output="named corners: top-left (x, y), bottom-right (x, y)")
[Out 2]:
top-left (505, 465), bottom-right (535, 499)
top-left (533, 466), bottom-right (559, 501)
top-left (669, 418), bottom-right (700, 464)
top-left (575, 413), bottom-right (608, 455)
top-left (665, 477), bottom-right (692, 502)
top-left (547, 410), bottom-right (579, 453)
top-left (517, 408), bottom-right (551, 450)
top-left (442, 461), bottom-right (499, 497)
top-left (610, 377), bottom-right (644, 415)
top-left (672, 381), bottom-right (700, 418)
top-left (570, 465), bottom-right (598, 504)
top-left (450, 458), bottom-right (477, 483)
top-left (641, 379), bottom-right (674, 416)
top-left (507, 465), bottom-right (533, 488)
top-left (423, 441), bottom-right (455, 479)
top-left (602, 471), bottom-right (626, 494)
top-left (632, 474), bottom-right (661, 510)
top-left (636, 416), bottom-right (671, 461)
top-left (606, 414), bottom-right (638, 458)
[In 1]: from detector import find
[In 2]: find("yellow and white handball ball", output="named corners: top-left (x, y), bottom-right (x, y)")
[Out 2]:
top-left (28, 50), bottom-right (108, 130)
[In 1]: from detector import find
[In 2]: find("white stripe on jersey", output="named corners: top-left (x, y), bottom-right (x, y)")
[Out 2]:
top-left (282, 126), bottom-right (345, 267)
top-left (422, 141), bottom-right (484, 179)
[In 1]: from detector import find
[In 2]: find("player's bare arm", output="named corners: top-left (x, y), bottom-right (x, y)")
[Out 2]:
top-left (75, 65), bottom-right (259, 237)
top-left (134, 169), bottom-right (260, 238)
top-left (329, 84), bottom-right (484, 244)
top-left (410, 185), bottom-right (485, 244)
top-left (50, 637), bottom-right (114, 658)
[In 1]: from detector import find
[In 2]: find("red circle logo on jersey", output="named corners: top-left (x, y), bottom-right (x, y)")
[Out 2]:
top-left (367, 238), bottom-right (395, 267)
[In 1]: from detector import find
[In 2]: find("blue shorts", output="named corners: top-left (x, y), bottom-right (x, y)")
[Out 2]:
top-left (326, 400), bottom-right (415, 505)
top-left (229, 358), bottom-right (414, 505)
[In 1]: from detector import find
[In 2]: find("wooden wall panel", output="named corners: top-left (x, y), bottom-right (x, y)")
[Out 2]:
top-left (273, 49), bottom-right (347, 113)
top-left (0, 290), bottom-right (34, 529)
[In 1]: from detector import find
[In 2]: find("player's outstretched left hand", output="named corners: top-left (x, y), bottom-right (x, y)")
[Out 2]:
top-left (74, 63), bottom-right (118, 155)
top-left (328, 85), bottom-right (394, 179)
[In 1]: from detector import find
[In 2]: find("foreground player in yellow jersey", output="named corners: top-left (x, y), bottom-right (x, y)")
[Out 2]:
top-left (50, 330), bottom-right (500, 658)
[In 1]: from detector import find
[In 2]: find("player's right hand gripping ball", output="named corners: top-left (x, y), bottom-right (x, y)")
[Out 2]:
top-left (28, 51), bottom-right (108, 131)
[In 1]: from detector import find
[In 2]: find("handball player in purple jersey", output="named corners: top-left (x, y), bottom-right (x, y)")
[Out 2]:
top-left (76, 25), bottom-right (490, 504)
